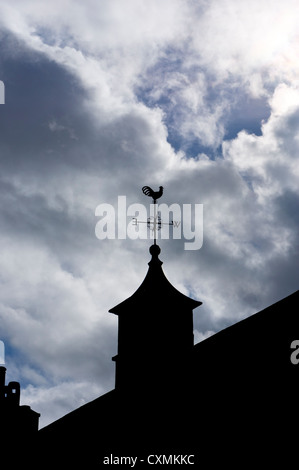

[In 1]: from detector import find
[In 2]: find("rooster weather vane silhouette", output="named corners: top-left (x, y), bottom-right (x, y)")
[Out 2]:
top-left (131, 186), bottom-right (176, 246)
top-left (142, 185), bottom-right (164, 202)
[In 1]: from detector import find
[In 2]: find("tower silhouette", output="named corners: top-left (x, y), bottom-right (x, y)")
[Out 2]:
top-left (110, 244), bottom-right (201, 393)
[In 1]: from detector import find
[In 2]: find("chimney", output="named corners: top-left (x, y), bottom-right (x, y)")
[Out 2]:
top-left (0, 365), bottom-right (6, 387)
top-left (0, 366), bottom-right (6, 401)
top-left (7, 381), bottom-right (20, 407)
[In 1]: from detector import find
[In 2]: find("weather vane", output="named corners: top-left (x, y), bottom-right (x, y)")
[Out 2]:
top-left (132, 185), bottom-right (175, 246)
top-left (142, 185), bottom-right (164, 202)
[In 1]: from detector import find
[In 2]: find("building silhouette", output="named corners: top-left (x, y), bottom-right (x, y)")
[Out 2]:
top-left (36, 245), bottom-right (299, 466)
top-left (0, 365), bottom-right (40, 462)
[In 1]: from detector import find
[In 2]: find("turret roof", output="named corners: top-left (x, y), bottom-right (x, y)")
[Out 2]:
top-left (109, 244), bottom-right (201, 315)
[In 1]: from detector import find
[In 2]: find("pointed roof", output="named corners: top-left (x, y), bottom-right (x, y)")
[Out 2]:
top-left (109, 244), bottom-right (201, 315)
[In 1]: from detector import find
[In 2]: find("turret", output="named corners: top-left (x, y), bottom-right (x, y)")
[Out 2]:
top-left (109, 244), bottom-right (201, 393)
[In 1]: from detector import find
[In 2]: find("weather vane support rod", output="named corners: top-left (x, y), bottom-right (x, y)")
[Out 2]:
top-left (141, 185), bottom-right (164, 245)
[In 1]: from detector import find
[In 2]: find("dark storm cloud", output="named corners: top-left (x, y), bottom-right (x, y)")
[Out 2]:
top-left (0, 35), bottom-right (92, 173)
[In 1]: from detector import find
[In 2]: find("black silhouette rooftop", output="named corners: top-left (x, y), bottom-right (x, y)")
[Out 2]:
top-left (109, 244), bottom-right (201, 315)
top-left (36, 238), bottom-right (299, 466)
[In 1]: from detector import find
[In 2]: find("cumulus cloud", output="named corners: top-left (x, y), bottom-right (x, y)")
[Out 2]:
top-left (0, 0), bottom-right (298, 427)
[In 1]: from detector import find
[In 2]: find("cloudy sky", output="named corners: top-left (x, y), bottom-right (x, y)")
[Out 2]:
top-left (0, 0), bottom-right (299, 428)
